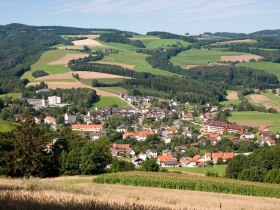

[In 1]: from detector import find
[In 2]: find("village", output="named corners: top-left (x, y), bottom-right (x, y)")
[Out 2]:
top-left (23, 91), bottom-right (279, 169)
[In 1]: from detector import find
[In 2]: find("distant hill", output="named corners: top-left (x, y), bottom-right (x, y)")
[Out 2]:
top-left (249, 29), bottom-right (280, 37)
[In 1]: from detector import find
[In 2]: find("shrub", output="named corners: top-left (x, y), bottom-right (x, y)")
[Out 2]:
top-left (32, 70), bottom-right (49, 78)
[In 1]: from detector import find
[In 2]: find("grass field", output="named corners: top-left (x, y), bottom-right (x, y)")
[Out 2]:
top-left (229, 111), bottom-right (280, 127)
top-left (0, 120), bottom-right (17, 132)
top-left (81, 78), bottom-right (125, 86)
top-left (164, 165), bottom-right (227, 175)
top-left (141, 38), bottom-right (191, 49)
top-left (92, 96), bottom-right (130, 109)
top-left (237, 62), bottom-right (280, 79)
top-left (101, 51), bottom-right (175, 76)
top-left (21, 49), bottom-right (85, 81)
top-left (263, 92), bottom-right (280, 104)
top-left (0, 92), bottom-right (22, 99)
top-left (2, 176), bottom-right (280, 210)
top-left (220, 100), bottom-right (240, 105)
top-left (98, 87), bottom-right (128, 95)
top-left (171, 49), bottom-right (247, 67)
top-left (246, 91), bottom-right (280, 112)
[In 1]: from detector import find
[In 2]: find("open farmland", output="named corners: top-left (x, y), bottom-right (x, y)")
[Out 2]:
top-left (1, 176), bottom-right (280, 210)
top-left (98, 87), bottom-right (128, 95)
top-left (141, 38), bottom-right (191, 49)
top-left (229, 111), bottom-right (280, 127)
top-left (220, 90), bottom-right (240, 105)
top-left (164, 165), bottom-right (227, 176)
top-left (72, 38), bottom-right (104, 46)
top-left (170, 49), bottom-right (248, 67)
top-left (81, 78), bottom-right (125, 86)
top-left (48, 54), bottom-right (89, 65)
top-left (237, 62), bottom-right (280, 79)
top-left (221, 54), bottom-right (262, 62)
top-left (64, 34), bottom-right (100, 39)
top-left (215, 39), bottom-right (256, 44)
top-left (246, 92), bottom-right (280, 112)
top-left (94, 61), bottom-right (135, 70)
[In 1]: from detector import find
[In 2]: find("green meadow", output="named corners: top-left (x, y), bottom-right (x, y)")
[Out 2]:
top-left (0, 93), bottom-right (22, 99)
top-left (98, 87), bottom-right (128, 95)
top-left (164, 165), bottom-right (227, 176)
top-left (141, 38), bottom-right (191, 49)
top-left (237, 62), bottom-right (280, 79)
top-left (92, 96), bottom-right (130, 109)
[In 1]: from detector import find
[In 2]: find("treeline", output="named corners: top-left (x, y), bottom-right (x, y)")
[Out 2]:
top-left (68, 54), bottom-right (104, 64)
top-left (226, 145), bottom-right (280, 183)
top-left (32, 70), bottom-right (49, 78)
top-left (23, 86), bottom-right (97, 109)
top-left (137, 46), bottom-right (191, 75)
top-left (0, 23), bottom-right (65, 94)
top-left (123, 76), bottom-right (226, 104)
top-left (98, 33), bottom-right (145, 48)
top-left (186, 66), bottom-right (279, 89)
top-left (68, 62), bottom-right (154, 79)
top-left (146, 31), bottom-right (196, 43)
top-left (203, 32), bottom-right (248, 39)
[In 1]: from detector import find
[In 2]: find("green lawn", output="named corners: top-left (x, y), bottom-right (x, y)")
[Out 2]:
top-left (98, 87), bottom-right (128, 95)
top-left (237, 62), bottom-right (280, 79)
top-left (219, 100), bottom-right (240, 106)
top-left (0, 120), bottom-right (17, 132)
top-left (165, 165), bottom-right (227, 175)
top-left (21, 49), bottom-right (85, 81)
top-left (81, 78), bottom-right (125, 86)
top-left (92, 96), bottom-right (130, 109)
top-left (229, 111), bottom-right (280, 127)
top-left (171, 49), bottom-right (247, 67)
top-left (141, 39), bottom-right (191, 49)
top-left (0, 93), bottom-right (22, 99)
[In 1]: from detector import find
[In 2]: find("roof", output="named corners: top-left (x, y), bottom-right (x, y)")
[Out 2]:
top-left (192, 155), bottom-right (201, 162)
top-left (168, 127), bottom-right (177, 132)
top-left (162, 159), bottom-right (179, 165)
top-left (111, 143), bottom-right (132, 152)
top-left (123, 132), bottom-right (135, 138)
top-left (137, 130), bottom-right (154, 137)
top-left (71, 124), bottom-right (102, 129)
top-left (204, 152), bottom-right (211, 157)
top-left (158, 155), bottom-right (174, 162)
top-left (196, 161), bottom-right (206, 167)
top-left (183, 113), bottom-right (193, 118)
top-left (209, 133), bottom-right (220, 138)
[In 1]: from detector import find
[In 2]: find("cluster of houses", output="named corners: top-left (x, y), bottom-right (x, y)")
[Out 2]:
top-left (27, 96), bottom-right (69, 109)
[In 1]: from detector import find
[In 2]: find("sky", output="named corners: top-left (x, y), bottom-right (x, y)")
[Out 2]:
top-left (0, 0), bottom-right (279, 34)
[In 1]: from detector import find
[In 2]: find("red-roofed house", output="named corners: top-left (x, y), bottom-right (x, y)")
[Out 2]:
top-left (212, 152), bottom-right (234, 164)
top-left (123, 130), bottom-right (154, 141)
top-left (182, 113), bottom-right (194, 121)
top-left (110, 143), bottom-right (135, 156)
top-left (123, 132), bottom-right (135, 139)
top-left (44, 116), bottom-right (56, 125)
top-left (71, 124), bottom-right (103, 132)
top-left (168, 127), bottom-right (177, 134)
top-left (261, 139), bottom-right (276, 147)
top-left (158, 155), bottom-right (174, 163)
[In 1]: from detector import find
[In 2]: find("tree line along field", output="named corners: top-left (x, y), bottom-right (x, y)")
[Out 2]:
top-left (170, 49), bottom-right (250, 67)
top-left (237, 62), bottom-right (280, 79)
top-left (2, 175), bottom-right (280, 210)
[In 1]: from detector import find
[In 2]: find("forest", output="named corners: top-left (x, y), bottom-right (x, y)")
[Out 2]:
top-left (98, 33), bottom-right (145, 48)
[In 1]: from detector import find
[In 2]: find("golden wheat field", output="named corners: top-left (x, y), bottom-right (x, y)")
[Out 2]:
top-left (0, 176), bottom-right (279, 210)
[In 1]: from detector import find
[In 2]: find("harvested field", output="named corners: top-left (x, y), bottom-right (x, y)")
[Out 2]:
top-left (1, 176), bottom-right (280, 210)
top-left (221, 55), bottom-right (262, 62)
top-left (94, 61), bottom-right (135, 70)
top-left (72, 39), bottom-right (104, 46)
top-left (35, 72), bottom-right (129, 81)
top-left (48, 54), bottom-right (89, 65)
top-left (226, 91), bottom-right (238, 100)
top-left (250, 94), bottom-right (280, 112)
top-left (217, 39), bottom-right (255, 44)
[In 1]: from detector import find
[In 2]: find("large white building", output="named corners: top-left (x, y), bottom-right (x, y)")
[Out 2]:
top-left (48, 96), bottom-right (61, 105)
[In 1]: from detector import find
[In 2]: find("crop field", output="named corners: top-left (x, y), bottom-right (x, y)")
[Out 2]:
top-left (49, 54), bottom-right (89, 65)
top-left (92, 96), bottom-right (130, 109)
top-left (72, 38), bottom-right (104, 46)
top-left (164, 165), bottom-right (227, 175)
top-left (141, 38), bottom-right (191, 49)
top-left (171, 49), bottom-right (248, 67)
top-left (2, 176), bottom-right (280, 210)
top-left (229, 111), bottom-right (280, 127)
top-left (246, 92), bottom-right (280, 112)
top-left (0, 92), bottom-right (22, 99)
top-left (101, 51), bottom-right (175, 76)
top-left (98, 87), bottom-right (128, 95)
top-left (215, 39), bottom-right (256, 44)
top-left (94, 61), bottom-right (135, 70)
top-left (0, 120), bottom-right (17, 132)
top-left (237, 62), bottom-right (280, 79)
top-left (221, 54), bottom-right (262, 62)
top-left (94, 171), bottom-right (280, 198)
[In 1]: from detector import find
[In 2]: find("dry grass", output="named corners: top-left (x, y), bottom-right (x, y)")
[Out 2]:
top-left (48, 54), bottom-right (89, 65)
top-left (221, 55), bottom-right (262, 62)
top-left (94, 61), bottom-right (135, 70)
top-left (72, 39), bottom-right (104, 46)
top-left (226, 91), bottom-right (238, 100)
top-left (0, 177), bottom-right (279, 210)
top-left (216, 39), bottom-right (254, 44)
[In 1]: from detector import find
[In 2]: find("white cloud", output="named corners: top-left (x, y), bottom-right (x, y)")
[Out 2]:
top-left (51, 0), bottom-right (279, 21)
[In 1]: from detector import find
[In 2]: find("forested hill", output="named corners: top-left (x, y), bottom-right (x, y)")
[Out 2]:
top-left (249, 29), bottom-right (280, 38)
top-left (0, 23), bottom-right (65, 94)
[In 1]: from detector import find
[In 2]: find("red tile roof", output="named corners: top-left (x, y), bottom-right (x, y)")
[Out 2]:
top-left (71, 124), bottom-right (102, 129)
top-left (158, 155), bottom-right (174, 162)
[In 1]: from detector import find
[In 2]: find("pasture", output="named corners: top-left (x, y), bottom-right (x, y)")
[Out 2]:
top-left (2, 176), bottom-right (280, 210)
top-left (237, 62), bottom-right (280, 79)
top-left (98, 87), bottom-right (128, 95)
top-left (171, 49), bottom-right (248, 67)
top-left (246, 92), bottom-right (280, 112)
top-left (229, 111), bottom-right (280, 127)
top-left (141, 38), bottom-right (191, 49)
top-left (92, 96), bottom-right (130, 109)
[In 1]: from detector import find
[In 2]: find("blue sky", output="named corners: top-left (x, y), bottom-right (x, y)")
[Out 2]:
top-left (1, 0), bottom-right (279, 34)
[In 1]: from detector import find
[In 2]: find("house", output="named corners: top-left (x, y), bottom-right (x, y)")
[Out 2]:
top-left (204, 152), bottom-right (212, 162)
top-left (146, 149), bottom-right (158, 158)
top-left (161, 159), bottom-right (180, 167)
top-left (261, 139), bottom-right (276, 147)
top-left (203, 120), bottom-right (243, 134)
top-left (244, 132), bottom-right (255, 139)
top-left (123, 130), bottom-right (154, 141)
top-left (183, 129), bottom-right (192, 138)
top-left (182, 113), bottom-right (194, 121)
top-left (157, 155), bottom-right (174, 164)
top-left (162, 149), bottom-right (172, 156)
top-left (44, 116), bottom-right (56, 125)
top-left (110, 143), bottom-right (135, 157)
top-left (64, 113), bottom-right (76, 124)
top-left (89, 130), bottom-right (106, 141)
top-left (138, 152), bottom-right (147, 161)
top-left (168, 127), bottom-right (177, 134)
top-left (212, 152), bottom-right (234, 164)
top-left (132, 157), bottom-right (143, 166)
top-left (48, 96), bottom-right (61, 105)
top-left (180, 157), bottom-right (196, 167)
top-left (210, 106), bottom-right (219, 112)
top-left (71, 124), bottom-right (103, 132)
top-left (116, 125), bottom-right (129, 132)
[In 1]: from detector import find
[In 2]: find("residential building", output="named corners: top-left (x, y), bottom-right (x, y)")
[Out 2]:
top-left (71, 124), bottom-right (103, 132)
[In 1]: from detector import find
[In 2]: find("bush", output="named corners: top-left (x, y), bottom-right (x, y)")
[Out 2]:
top-left (110, 158), bottom-right (135, 172)
top-left (141, 158), bottom-right (160, 172)
top-left (32, 70), bottom-right (49, 78)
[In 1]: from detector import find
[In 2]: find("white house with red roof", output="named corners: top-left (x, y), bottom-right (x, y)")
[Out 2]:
top-left (71, 124), bottom-right (103, 132)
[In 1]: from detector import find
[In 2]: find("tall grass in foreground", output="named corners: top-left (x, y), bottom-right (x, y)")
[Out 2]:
top-left (0, 185), bottom-right (173, 210)
top-left (94, 171), bottom-right (280, 198)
